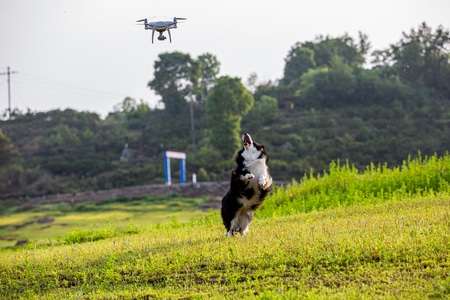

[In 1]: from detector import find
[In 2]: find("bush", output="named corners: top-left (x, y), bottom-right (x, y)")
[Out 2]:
top-left (262, 152), bottom-right (450, 216)
top-left (62, 227), bottom-right (115, 244)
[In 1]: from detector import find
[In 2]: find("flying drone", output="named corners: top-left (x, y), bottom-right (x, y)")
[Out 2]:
top-left (136, 17), bottom-right (186, 43)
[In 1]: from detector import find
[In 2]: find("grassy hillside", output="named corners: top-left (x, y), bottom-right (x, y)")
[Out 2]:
top-left (0, 154), bottom-right (449, 299)
top-left (262, 151), bottom-right (450, 216)
top-left (0, 197), bottom-right (448, 299)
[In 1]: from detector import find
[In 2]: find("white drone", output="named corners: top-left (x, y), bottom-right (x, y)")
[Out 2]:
top-left (136, 17), bottom-right (186, 43)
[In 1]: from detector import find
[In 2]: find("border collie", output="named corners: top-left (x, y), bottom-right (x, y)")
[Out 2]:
top-left (221, 133), bottom-right (272, 237)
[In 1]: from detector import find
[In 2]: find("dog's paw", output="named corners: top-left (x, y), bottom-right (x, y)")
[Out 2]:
top-left (239, 173), bottom-right (254, 182)
top-left (258, 175), bottom-right (266, 187)
top-left (245, 173), bottom-right (255, 180)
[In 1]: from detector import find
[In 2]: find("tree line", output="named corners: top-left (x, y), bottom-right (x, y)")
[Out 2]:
top-left (0, 22), bottom-right (449, 200)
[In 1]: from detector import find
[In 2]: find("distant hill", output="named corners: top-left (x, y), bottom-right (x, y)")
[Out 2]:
top-left (1, 22), bottom-right (449, 200)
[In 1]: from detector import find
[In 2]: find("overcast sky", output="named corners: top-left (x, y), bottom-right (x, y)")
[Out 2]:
top-left (1, 0), bottom-right (449, 118)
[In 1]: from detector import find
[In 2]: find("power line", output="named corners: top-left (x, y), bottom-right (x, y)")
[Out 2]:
top-left (16, 72), bottom-right (127, 98)
top-left (0, 66), bottom-right (18, 120)
top-left (0, 70), bottom-right (132, 117)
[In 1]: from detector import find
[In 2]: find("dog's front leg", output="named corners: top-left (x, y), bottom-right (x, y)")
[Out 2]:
top-left (239, 173), bottom-right (254, 183)
top-left (258, 175), bottom-right (266, 187)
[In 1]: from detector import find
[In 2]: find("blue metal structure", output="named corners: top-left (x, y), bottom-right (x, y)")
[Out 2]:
top-left (163, 151), bottom-right (186, 185)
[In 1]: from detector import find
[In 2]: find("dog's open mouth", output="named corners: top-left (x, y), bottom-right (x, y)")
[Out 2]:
top-left (242, 133), bottom-right (252, 148)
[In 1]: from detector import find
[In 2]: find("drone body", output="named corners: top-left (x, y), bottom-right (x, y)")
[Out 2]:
top-left (136, 17), bottom-right (186, 43)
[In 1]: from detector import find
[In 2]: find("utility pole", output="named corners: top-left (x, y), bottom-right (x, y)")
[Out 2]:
top-left (189, 98), bottom-right (196, 147)
top-left (0, 66), bottom-right (18, 120)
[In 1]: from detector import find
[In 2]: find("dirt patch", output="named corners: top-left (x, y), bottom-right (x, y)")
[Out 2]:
top-left (7, 217), bottom-right (56, 231)
top-left (13, 221), bottom-right (34, 229)
top-left (39, 223), bottom-right (67, 230)
top-left (15, 239), bottom-right (28, 246)
top-left (37, 217), bottom-right (55, 224)
top-left (0, 235), bottom-right (18, 241)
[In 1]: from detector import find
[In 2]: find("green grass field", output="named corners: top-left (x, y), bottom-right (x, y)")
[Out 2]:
top-left (0, 153), bottom-right (449, 299)
top-left (0, 195), bottom-right (213, 249)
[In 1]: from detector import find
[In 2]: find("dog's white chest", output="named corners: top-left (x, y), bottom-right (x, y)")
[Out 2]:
top-left (240, 147), bottom-right (272, 190)
top-left (241, 147), bottom-right (261, 162)
top-left (241, 147), bottom-right (266, 177)
top-left (245, 158), bottom-right (267, 178)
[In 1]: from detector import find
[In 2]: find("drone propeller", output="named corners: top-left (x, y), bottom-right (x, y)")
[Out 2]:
top-left (137, 17), bottom-right (157, 22)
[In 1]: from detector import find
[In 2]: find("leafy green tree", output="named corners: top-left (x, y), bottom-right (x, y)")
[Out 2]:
top-left (243, 95), bottom-right (280, 129)
top-left (41, 124), bottom-right (81, 155)
top-left (302, 34), bottom-right (366, 68)
top-left (113, 97), bottom-right (151, 129)
top-left (0, 130), bottom-right (18, 171)
top-left (299, 57), bottom-right (356, 108)
top-left (148, 52), bottom-right (200, 115)
top-left (189, 53), bottom-right (220, 147)
top-left (196, 53), bottom-right (220, 103)
top-left (352, 68), bottom-right (409, 106)
top-left (206, 76), bottom-right (254, 158)
top-left (246, 72), bottom-right (259, 93)
top-left (281, 33), bottom-right (368, 87)
top-left (119, 97), bottom-right (138, 113)
top-left (387, 22), bottom-right (450, 96)
top-left (281, 46), bottom-right (316, 86)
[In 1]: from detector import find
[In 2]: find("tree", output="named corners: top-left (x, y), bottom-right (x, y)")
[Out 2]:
top-left (115, 97), bottom-right (138, 113)
top-left (281, 34), bottom-right (368, 87)
top-left (302, 34), bottom-right (366, 68)
top-left (386, 22), bottom-right (450, 96)
top-left (0, 130), bottom-right (18, 171)
top-left (206, 76), bottom-right (254, 159)
top-left (299, 57), bottom-right (356, 108)
top-left (148, 52), bottom-right (200, 115)
top-left (196, 53), bottom-right (220, 103)
top-left (281, 46), bottom-right (316, 86)
top-left (113, 97), bottom-right (151, 129)
top-left (243, 95), bottom-right (279, 129)
top-left (246, 72), bottom-right (258, 93)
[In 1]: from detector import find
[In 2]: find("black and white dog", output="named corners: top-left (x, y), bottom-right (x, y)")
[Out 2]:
top-left (221, 133), bottom-right (272, 237)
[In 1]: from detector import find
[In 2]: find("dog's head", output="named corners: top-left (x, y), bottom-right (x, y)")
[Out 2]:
top-left (242, 133), bottom-right (254, 150)
top-left (240, 133), bottom-right (267, 162)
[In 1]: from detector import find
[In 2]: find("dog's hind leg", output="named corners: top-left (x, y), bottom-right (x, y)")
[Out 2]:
top-left (238, 212), bottom-right (252, 236)
top-left (228, 212), bottom-right (252, 237)
top-left (242, 212), bottom-right (253, 235)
